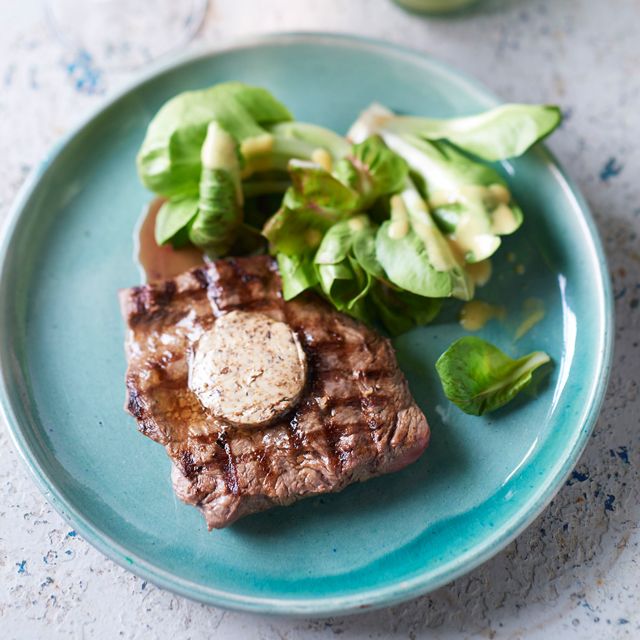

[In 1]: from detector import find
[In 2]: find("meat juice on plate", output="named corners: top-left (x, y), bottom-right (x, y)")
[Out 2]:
top-left (135, 197), bottom-right (204, 283)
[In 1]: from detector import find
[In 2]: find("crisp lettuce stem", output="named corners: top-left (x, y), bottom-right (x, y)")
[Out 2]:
top-left (242, 122), bottom-right (350, 177)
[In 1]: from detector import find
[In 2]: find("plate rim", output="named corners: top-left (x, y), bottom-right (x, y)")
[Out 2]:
top-left (0, 32), bottom-right (614, 616)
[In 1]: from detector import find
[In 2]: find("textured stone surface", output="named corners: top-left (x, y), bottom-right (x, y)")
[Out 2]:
top-left (1, 0), bottom-right (638, 638)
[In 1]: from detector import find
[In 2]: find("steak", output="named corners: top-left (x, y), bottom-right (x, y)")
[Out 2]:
top-left (119, 256), bottom-right (430, 529)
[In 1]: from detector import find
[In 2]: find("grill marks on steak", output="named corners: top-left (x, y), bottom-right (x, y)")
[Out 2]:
top-left (120, 256), bottom-right (430, 529)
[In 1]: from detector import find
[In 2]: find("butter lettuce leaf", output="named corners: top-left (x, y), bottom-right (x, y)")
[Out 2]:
top-left (375, 182), bottom-right (473, 300)
top-left (263, 160), bottom-right (361, 258)
top-left (277, 252), bottom-right (319, 300)
top-left (334, 135), bottom-right (408, 209)
top-left (187, 122), bottom-right (244, 256)
top-left (284, 160), bottom-right (360, 217)
top-left (380, 134), bottom-right (522, 263)
top-left (350, 102), bottom-right (561, 163)
top-left (314, 216), bottom-right (377, 320)
top-left (189, 168), bottom-right (241, 255)
top-left (263, 206), bottom-right (331, 256)
top-left (155, 196), bottom-right (199, 248)
top-left (137, 82), bottom-right (292, 196)
top-left (369, 282), bottom-right (442, 336)
top-left (384, 104), bottom-right (562, 162)
top-left (435, 336), bottom-right (551, 415)
top-left (242, 122), bottom-right (350, 177)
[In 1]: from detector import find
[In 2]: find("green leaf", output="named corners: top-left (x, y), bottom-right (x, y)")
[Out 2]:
top-left (369, 282), bottom-right (442, 336)
top-left (277, 253), bottom-right (318, 300)
top-left (380, 134), bottom-right (522, 263)
top-left (334, 135), bottom-right (408, 208)
top-left (317, 259), bottom-right (369, 306)
top-left (352, 223), bottom-right (385, 279)
top-left (314, 218), bottom-right (355, 265)
top-left (263, 162), bottom-right (360, 258)
top-left (312, 217), bottom-right (376, 320)
top-left (384, 104), bottom-right (562, 162)
top-left (435, 336), bottom-right (551, 416)
top-left (285, 160), bottom-right (360, 218)
top-left (189, 168), bottom-right (241, 256)
top-left (263, 206), bottom-right (331, 256)
top-left (269, 121), bottom-right (350, 156)
top-left (240, 121), bottom-right (351, 177)
top-left (347, 103), bottom-right (554, 262)
top-left (375, 184), bottom-right (473, 299)
top-left (155, 196), bottom-right (199, 248)
top-left (137, 82), bottom-right (292, 196)
top-left (376, 224), bottom-right (459, 298)
top-left (187, 122), bottom-right (244, 257)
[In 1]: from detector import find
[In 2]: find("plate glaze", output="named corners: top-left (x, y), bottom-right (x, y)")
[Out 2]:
top-left (0, 34), bottom-right (612, 615)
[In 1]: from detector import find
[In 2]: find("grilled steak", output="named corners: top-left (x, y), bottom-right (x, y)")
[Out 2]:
top-left (120, 256), bottom-right (430, 529)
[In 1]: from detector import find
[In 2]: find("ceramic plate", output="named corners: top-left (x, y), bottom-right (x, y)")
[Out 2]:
top-left (0, 34), bottom-right (612, 615)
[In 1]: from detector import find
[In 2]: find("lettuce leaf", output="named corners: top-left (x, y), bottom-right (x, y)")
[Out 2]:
top-left (385, 135), bottom-right (523, 263)
top-left (314, 216), bottom-right (376, 320)
top-left (334, 135), bottom-right (408, 208)
top-left (277, 252), bottom-right (318, 300)
top-left (369, 282), bottom-right (442, 336)
top-left (181, 122), bottom-right (244, 256)
top-left (155, 196), bottom-right (198, 247)
top-left (375, 181), bottom-right (473, 300)
top-left (284, 160), bottom-right (360, 217)
top-left (350, 102), bottom-right (562, 163)
top-left (263, 161), bottom-right (360, 256)
top-left (137, 82), bottom-right (292, 196)
top-left (384, 104), bottom-right (562, 162)
top-left (435, 337), bottom-right (551, 415)
top-left (263, 206), bottom-right (331, 255)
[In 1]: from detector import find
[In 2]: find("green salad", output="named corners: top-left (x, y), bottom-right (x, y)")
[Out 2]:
top-left (137, 82), bottom-right (560, 416)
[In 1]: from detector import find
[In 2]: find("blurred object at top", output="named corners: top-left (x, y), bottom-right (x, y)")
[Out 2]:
top-left (46, 0), bottom-right (208, 70)
top-left (393, 0), bottom-right (479, 14)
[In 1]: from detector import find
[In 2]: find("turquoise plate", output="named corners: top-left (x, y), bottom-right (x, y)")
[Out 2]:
top-left (0, 34), bottom-right (612, 615)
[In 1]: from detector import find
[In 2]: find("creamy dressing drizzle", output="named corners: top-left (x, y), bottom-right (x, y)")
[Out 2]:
top-left (348, 215), bottom-right (367, 232)
top-left (515, 298), bottom-right (546, 339)
top-left (459, 300), bottom-right (505, 331)
top-left (388, 195), bottom-right (410, 239)
top-left (465, 258), bottom-right (492, 287)
top-left (240, 133), bottom-right (274, 158)
top-left (311, 148), bottom-right (333, 172)
top-left (402, 187), bottom-right (460, 272)
top-left (491, 203), bottom-right (519, 235)
top-left (430, 183), bottom-right (515, 261)
top-left (136, 197), bottom-right (205, 283)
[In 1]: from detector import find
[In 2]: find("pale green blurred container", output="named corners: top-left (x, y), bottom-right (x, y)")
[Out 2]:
top-left (393, 0), bottom-right (479, 14)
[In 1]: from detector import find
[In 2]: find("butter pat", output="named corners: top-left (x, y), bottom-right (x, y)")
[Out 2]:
top-left (189, 311), bottom-right (307, 426)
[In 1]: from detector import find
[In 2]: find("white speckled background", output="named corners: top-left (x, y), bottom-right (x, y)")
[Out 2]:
top-left (1, 1), bottom-right (638, 638)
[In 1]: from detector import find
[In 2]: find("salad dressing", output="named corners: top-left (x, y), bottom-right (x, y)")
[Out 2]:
top-left (311, 148), bottom-right (333, 172)
top-left (459, 300), bottom-right (505, 331)
top-left (136, 198), bottom-right (205, 283)
top-left (488, 183), bottom-right (511, 205)
top-left (401, 188), bottom-right (459, 272)
top-left (449, 186), bottom-right (500, 261)
top-left (466, 258), bottom-right (492, 287)
top-left (417, 222), bottom-right (458, 272)
top-left (348, 216), bottom-right (367, 232)
top-left (453, 215), bottom-right (500, 263)
top-left (388, 195), bottom-right (410, 239)
top-left (240, 134), bottom-right (274, 158)
top-left (515, 298), bottom-right (545, 339)
top-left (491, 203), bottom-right (519, 235)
